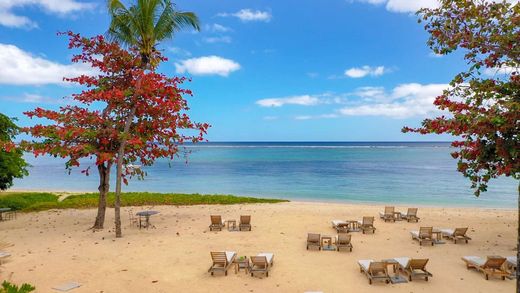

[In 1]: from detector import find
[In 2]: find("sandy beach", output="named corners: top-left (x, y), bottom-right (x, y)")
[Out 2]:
top-left (0, 201), bottom-right (516, 293)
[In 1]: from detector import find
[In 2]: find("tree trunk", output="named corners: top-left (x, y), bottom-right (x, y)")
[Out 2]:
top-left (92, 161), bottom-right (112, 229)
top-left (114, 106), bottom-right (137, 238)
top-left (517, 181), bottom-right (519, 292)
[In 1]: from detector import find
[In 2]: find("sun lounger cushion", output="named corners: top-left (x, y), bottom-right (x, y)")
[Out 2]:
top-left (225, 251), bottom-right (236, 263)
top-left (393, 257), bottom-right (410, 268)
top-left (331, 220), bottom-right (346, 227)
top-left (506, 256), bottom-right (517, 266)
top-left (462, 256), bottom-right (486, 267)
top-left (440, 229), bottom-right (454, 235)
top-left (410, 231), bottom-right (419, 238)
top-left (258, 253), bottom-right (274, 264)
top-left (0, 251), bottom-right (10, 258)
top-left (358, 259), bottom-right (374, 271)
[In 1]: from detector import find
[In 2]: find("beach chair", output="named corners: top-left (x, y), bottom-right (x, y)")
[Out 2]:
top-left (410, 227), bottom-right (434, 246)
top-left (331, 220), bottom-right (349, 233)
top-left (358, 216), bottom-right (376, 234)
top-left (208, 251), bottom-right (236, 276)
top-left (250, 253), bottom-right (274, 277)
top-left (128, 210), bottom-right (139, 228)
top-left (440, 227), bottom-right (471, 244)
top-left (239, 215), bottom-right (251, 231)
top-left (401, 208), bottom-right (419, 222)
top-left (379, 206), bottom-right (395, 222)
top-left (393, 257), bottom-right (432, 281)
top-left (307, 233), bottom-right (321, 250)
top-left (336, 234), bottom-right (353, 252)
top-left (0, 241), bottom-right (12, 265)
top-left (209, 215), bottom-right (225, 231)
top-left (461, 256), bottom-right (509, 280)
top-left (358, 260), bottom-right (390, 284)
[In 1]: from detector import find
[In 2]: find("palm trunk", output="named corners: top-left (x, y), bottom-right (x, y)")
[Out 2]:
top-left (92, 161), bottom-right (112, 229)
top-left (114, 106), bottom-right (137, 238)
top-left (517, 181), bottom-right (519, 292)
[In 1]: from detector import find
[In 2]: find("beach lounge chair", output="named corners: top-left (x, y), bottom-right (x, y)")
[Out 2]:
top-left (401, 208), bottom-right (419, 222)
top-left (379, 206), bottom-right (395, 222)
top-left (336, 234), bottom-right (353, 252)
top-left (440, 227), bottom-right (471, 243)
top-left (410, 227), bottom-right (434, 246)
top-left (461, 256), bottom-right (509, 280)
top-left (393, 257), bottom-right (432, 281)
top-left (209, 215), bottom-right (225, 231)
top-left (331, 220), bottom-right (349, 233)
top-left (358, 260), bottom-right (390, 284)
top-left (358, 216), bottom-right (376, 234)
top-left (208, 251), bottom-right (236, 276)
top-left (250, 253), bottom-right (274, 277)
top-left (239, 215), bottom-right (251, 231)
top-left (307, 233), bottom-right (321, 250)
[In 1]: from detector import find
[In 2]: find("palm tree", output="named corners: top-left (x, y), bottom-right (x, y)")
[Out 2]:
top-left (106, 0), bottom-right (200, 237)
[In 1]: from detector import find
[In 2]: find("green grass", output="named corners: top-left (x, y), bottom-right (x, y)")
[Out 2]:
top-left (0, 192), bottom-right (288, 212)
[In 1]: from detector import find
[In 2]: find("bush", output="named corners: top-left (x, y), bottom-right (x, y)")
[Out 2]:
top-left (0, 281), bottom-right (35, 293)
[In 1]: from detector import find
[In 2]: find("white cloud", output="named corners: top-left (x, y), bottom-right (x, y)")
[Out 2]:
top-left (203, 36), bottom-right (232, 44)
top-left (483, 65), bottom-right (518, 76)
top-left (168, 47), bottom-right (192, 57)
top-left (174, 56), bottom-right (241, 77)
top-left (0, 0), bottom-right (95, 28)
top-left (204, 23), bottom-right (232, 33)
top-left (256, 95), bottom-right (324, 107)
top-left (339, 83), bottom-right (448, 118)
top-left (218, 9), bottom-right (272, 22)
top-left (0, 93), bottom-right (64, 104)
top-left (294, 114), bottom-right (338, 120)
top-left (344, 65), bottom-right (387, 78)
top-left (0, 43), bottom-right (97, 85)
top-left (353, 0), bottom-right (519, 13)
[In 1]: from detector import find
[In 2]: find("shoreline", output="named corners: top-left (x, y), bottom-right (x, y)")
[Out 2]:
top-left (3, 188), bottom-right (517, 211)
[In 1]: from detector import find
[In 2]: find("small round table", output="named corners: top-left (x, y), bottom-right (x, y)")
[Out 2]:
top-left (136, 210), bottom-right (159, 229)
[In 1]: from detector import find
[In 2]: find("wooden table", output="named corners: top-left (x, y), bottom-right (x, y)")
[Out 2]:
top-left (347, 220), bottom-right (360, 232)
top-left (234, 257), bottom-right (249, 274)
top-left (321, 235), bottom-right (334, 250)
top-left (393, 212), bottom-right (403, 221)
top-left (136, 210), bottom-right (159, 229)
top-left (227, 220), bottom-right (237, 231)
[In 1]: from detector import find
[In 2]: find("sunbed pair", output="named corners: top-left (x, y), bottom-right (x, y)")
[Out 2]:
top-left (306, 233), bottom-right (353, 252)
top-left (331, 217), bottom-right (375, 234)
top-left (358, 258), bottom-right (432, 284)
top-left (208, 251), bottom-right (274, 277)
top-left (209, 215), bottom-right (251, 231)
top-left (461, 256), bottom-right (511, 280)
top-left (379, 207), bottom-right (419, 222)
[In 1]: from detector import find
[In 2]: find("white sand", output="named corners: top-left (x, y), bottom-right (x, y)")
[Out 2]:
top-left (0, 201), bottom-right (516, 292)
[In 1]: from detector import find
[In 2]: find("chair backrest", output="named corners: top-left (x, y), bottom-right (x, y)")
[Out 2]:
top-left (240, 215), bottom-right (251, 224)
top-left (409, 258), bottom-right (429, 270)
top-left (454, 227), bottom-right (468, 236)
top-left (210, 215), bottom-right (222, 225)
top-left (337, 233), bottom-right (351, 244)
top-left (419, 227), bottom-right (433, 238)
top-left (484, 256), bottom-right (506, 269)
top-left (362, 216), bottom-right (374, 226)
top-left (250, 256), bottom-right (268, 268)
top-left (308, 233), bottom-right (321, 242)
top-left (369, 262), bottom-right (388, 274)
top-left (407, 208), bottom-right (418, 217)
top-left (210, 252), bottom-right (228, 265)
top-left (384, 206), bottom-right (394, 215)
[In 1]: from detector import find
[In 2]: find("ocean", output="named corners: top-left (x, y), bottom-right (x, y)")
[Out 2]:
top-left (11, 142), bottom-right (518, 208)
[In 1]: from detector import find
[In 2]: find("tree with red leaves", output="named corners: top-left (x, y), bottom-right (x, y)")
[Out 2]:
top-left (402, 0), bottom-right (519, 287)
top-left (22, 32), bottom-right (209, 233)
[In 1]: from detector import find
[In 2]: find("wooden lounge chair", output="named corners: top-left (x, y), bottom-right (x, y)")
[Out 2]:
top-left (358, 260), bottom-right (390, 284)
top-left (401, 208), bottom-right (419, 222)
top-left (358, 217), bottom-right (376, 234)
top-left (440, 227), bottom-right (471, 243)
top-left (336, 234), bottom-right (353, 252)
top-left (307, 233), bottom-right (321, 250)
top-left (250, 253), bottom-right (274, 277)
top-left (462, 256), bottom-right (509, 280)
top-left (239, 215), bottom-right (251, 231)
top-left (393, 257), bottom-right (432, 281)
top-left (209, 215), bottom-right (225, 231)
top-left (208, 251), bottom-right (236, 276)
top-left (331, 220), bottom-right (349, 233)
top-left (410, 227), bottom-right (434, 246)
top-left (379, 206), bottom-right (395, 222)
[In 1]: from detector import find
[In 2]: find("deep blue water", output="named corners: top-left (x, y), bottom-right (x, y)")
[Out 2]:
top-left (11, 142), bottom-right (518, 207)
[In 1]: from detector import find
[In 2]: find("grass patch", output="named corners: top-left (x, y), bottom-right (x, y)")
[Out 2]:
top-left (0, 192), bottom-right (288, 212)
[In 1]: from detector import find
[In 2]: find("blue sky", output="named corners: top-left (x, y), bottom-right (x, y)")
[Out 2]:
top-left (0, 0), bottom-right (473, 141)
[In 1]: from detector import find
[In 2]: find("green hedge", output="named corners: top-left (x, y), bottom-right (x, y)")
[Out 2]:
top-left (0, 192), bottom-right (287, 212)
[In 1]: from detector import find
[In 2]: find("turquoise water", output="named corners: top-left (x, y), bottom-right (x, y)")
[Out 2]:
top-left (11, 142), bottom-right (518, 208)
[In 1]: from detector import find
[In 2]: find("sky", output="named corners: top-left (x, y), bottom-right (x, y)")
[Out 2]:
top-left (0, 0), bottom-right (481, 141)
